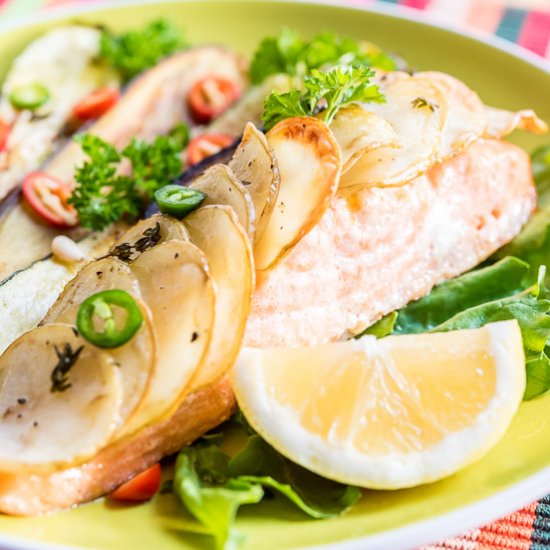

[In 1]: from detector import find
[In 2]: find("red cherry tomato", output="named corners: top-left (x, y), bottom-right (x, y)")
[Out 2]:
top-left (22, 172), bottom-right (78, 229)
top-left (187, 76), bottom-right (240, 123)
top-left (110, 463), bottom-right (161, 503)
top-left (0, 119), bottom-right (10, 152)
top-left (72, 88), bottom-right (120, 121)
top-left (187, 133), bottom-right (234, 166)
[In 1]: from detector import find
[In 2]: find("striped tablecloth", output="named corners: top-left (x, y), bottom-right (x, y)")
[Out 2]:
top-left (1, 0), bottom-right (550, 549)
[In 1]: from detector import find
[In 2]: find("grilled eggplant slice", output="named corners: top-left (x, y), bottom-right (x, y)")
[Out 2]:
top-left (0, 26), bottom-right (118, 201)
top-left (0, 46), bottom-right (247, 281)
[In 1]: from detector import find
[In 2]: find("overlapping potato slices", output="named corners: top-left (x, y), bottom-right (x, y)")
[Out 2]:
top-left (41, 259), bottom-right (156, 424)
top-left (229, 122), bottom-right (280, 242)
top-left (0, 324), bottom-right (123, 472)
top-left (191, 164), bottom-right (256, 239)
top-left (184, 205), bottom-right (254, 390)
top-left (341, 74), bottom-right (446, 189)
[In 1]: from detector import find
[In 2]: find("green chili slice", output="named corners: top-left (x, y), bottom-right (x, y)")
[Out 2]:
top-left (9, 83), bottom-right (50, 111)
top-left (77, 289), bottom-right (143, 349)
top-left (154, 185), bottom-right (206, 218)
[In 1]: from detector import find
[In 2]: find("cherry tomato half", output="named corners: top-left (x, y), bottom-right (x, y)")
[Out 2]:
top-left (110, 463), bottom-right (162, 503)
top-left (187, 76), bottom-right (240, 124)
top-left (187, 133), bottom-right (235, 166)
top-left (0, 120), bottom-right (10, 152)
top-left (22, 172), bottom-right (78, 229)
top-left (72, 88), bottom-right (120, 121)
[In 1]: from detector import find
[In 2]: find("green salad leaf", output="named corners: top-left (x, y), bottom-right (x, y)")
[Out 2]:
top-left (262, 65), bottom-right (384, 131)
top-left (172, 422), bottom-right (359, 550)
top-left (249, 28), bottom-right (397, 85)
top-left (100, 19), bottom-right (187, 83)
top-left (357, 311), bottom-right (398, 338)
top-left (393, 257), bottom-right (530, 334)
top-left (70, 124), bottom-right (189, 230)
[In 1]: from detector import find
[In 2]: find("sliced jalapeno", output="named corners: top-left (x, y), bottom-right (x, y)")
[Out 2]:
top-left (9, 83), bottom-right (50, 111)
top-left (154, 185), bottom-right (206, 218)
top-left (77, 290), bottom-right (143, 349)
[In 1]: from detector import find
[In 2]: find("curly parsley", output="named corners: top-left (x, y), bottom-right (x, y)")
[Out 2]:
top-left (250, 28), bottom-right (397, 85)
top-left (261, 66), bottom-right (385, 131)
top-left (69, 124), bottom-right (189, 231)
top-left (100, 20), bottom-right (188, 83)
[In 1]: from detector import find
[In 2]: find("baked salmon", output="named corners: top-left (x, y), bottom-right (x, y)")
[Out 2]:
top-left (0, 136), bottom-right (535, 515)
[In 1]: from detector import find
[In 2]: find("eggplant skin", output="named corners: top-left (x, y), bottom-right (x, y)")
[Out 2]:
top-left (0, 46), bottom-right (248, 283)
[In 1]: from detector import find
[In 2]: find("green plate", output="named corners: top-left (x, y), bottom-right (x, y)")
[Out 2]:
top-left (0, 1), bottom-right (549, 549)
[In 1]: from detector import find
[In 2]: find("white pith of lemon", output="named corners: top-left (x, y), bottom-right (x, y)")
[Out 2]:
top-left (231, 321), bottom-right (525, 489)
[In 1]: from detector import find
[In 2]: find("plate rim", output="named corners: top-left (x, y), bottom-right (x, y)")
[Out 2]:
top-left (0, 1), bottom-right (548, 549)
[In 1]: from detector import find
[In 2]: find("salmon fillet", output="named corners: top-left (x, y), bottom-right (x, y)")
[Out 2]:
top-left (246, 139), bottom-right (536, 347)
top-left (0, 138), bottom-right (536, 515)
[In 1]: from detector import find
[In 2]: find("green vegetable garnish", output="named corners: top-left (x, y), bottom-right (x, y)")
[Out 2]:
top-left (154, 185), bottom-right (205, 218)
top-left (9, 83), bottom-right (50, 111)
top-left (250, 28), bottom-right (397, 85)
top-left (77, 289), bottom-right (143, 349)
top-left (100, 19), bottom-right (187, 83)
top-left (261, 65), bottom-right (384, 131)
top-left (69, 123), bottom-right (189, 230)
top-left (171, 420), bottom-right (359, 550)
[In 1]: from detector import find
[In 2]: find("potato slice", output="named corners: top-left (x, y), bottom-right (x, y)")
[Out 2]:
top-left (42, 258), bottom-right (140, 324)
top-left (254, 117), bottom-right (341, 272)
top-left (340, 74), bottom-right (446, 188)
top-left (191, 164), bottom-right (256, 239)
top-left (0, 324), bottom-right (122, 472)
top-left (415, 71), bottom-right (487, 160)
top-left (42, 258), bottom-right (155, 425)
top-left (484, 107), bottom-right (548, 138)
top-left (229, 122), bottom-right (280, 242)
top-left (330, 105), bottom-right (398, 173)
top-left (121, 240), bottom-right (215, 434)
top-left (109, 214), bottom-right (189, 262)
top-left (184, 205), bottom-right (253, 389)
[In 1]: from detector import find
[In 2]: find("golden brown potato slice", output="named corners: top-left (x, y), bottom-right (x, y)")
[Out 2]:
top-left (341, 74), bottom-right (446, 189)
top-left (109, 214), bottom-right (189, 262)
top-left (330, 105), bottom-right (398, 173)
top-left (184, 205), bottom-right (253, 390)
top-left (484, 107), bottom-right (548, 138)
top-left (254, 117), bottom-right (341, 272)
top-left (229, 122), bottom-right (280, 242)
top-left (191, 164), bottom-right (256, 239)
top-left (415, 71), bottom-right (487, 159)
top-left (121, 240), bottom-right (215, 435)
top-left (42, 258), bottom-right (156, 425)
top-left (0, 324), bottom-right (122, 472)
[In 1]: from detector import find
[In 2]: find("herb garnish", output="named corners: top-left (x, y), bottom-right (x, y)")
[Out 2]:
top-left (69, 125), bottom-right (189, 230)
top-left (111, 222), bottom-right (162, 262)
top-left (261, 66), bottom-right (384, 131)
top-left (50, 343), bottom-right (84, 393)
top-left (250, 28), bottom-right (398, 85)
top-left (100, 20), bottom-right (188, 83)
top-left (411, 96), bottom-right (438, 112)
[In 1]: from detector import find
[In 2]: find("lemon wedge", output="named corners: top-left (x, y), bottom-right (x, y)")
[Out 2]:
top-left (231, 321), bottom-right (525, 489)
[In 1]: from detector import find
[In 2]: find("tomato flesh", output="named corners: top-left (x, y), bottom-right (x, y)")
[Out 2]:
top-left (188, 76), bottom-right (240, 123)
top-left (187, 133), bottom-right (234, 166)
top-left (22, 172), bottom-right (78, 229)
top-left (73, 88), bottom-right (120, 121)
top-left (0, 120), bottom-right (10, 152)
top-left (110, 463), bottom-right (161, 503)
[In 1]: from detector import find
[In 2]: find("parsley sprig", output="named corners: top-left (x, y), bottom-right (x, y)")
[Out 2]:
top-left (69, 124), bottom-right (189, 231)
top-left (250, 28), bottom-right (397, 85)
top-left (261, 66), bottom-right (385, 132)
top-left (100, 20), bottom-right (188, 83)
